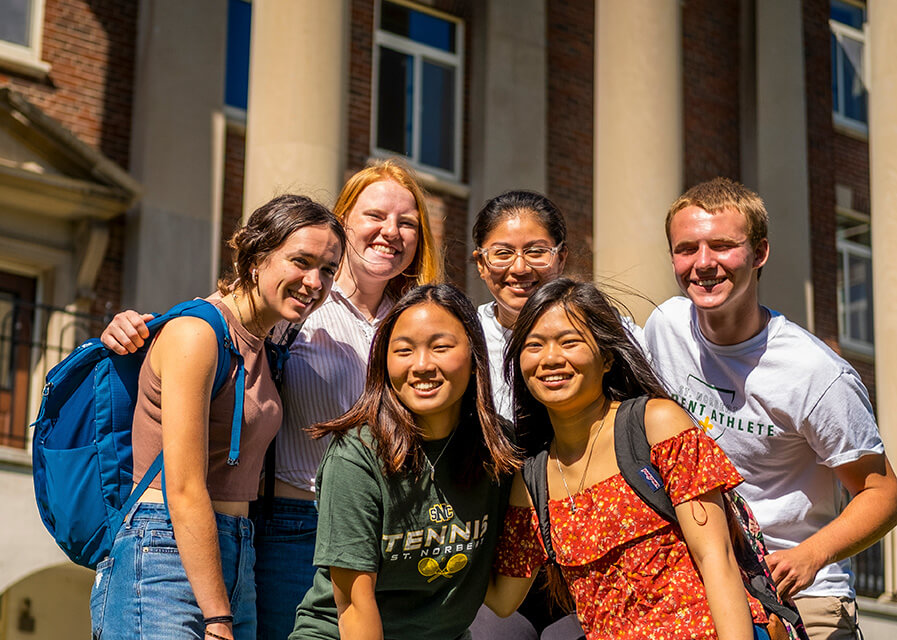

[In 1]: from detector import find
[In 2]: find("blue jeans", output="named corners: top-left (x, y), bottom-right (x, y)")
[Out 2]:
top-left (90, 503), bottom-right (256, 639)
top-left (250, 497), bottom-right (318, 640)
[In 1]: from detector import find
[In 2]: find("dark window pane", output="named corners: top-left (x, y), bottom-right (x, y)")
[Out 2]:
top-left (377, 46), bottom-right (413, 156)
top-left (420, 60), bottom-right (455, 171)
top-left (225, 0), bottom-right (252, 110)
top-left (839, 40), bottom-right (867, 122)
top-left (0, 0), bottom-right (31, 46)
top-left (381, 1), bottom-right (455, 53)
top-left (831, 1), bottom-right (865, 29)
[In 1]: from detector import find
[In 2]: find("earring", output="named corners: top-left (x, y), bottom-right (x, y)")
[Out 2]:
top-left (251, 269), bottom-right (258, 284)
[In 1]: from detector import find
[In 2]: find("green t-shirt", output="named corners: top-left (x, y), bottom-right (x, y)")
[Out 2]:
top-left (291, 425), bottom-right (508, 640)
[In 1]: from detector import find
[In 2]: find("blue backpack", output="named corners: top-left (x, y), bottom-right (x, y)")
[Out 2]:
top-left (31, 299), bottom-right (246, 569)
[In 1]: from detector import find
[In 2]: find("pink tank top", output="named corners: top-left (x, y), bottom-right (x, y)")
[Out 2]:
top-left (131, 294), bottom-right (282, 501)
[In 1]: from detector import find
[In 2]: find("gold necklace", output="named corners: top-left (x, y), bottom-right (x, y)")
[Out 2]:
top-left (232, 291), bottom-right (265, 338)
top-left (554, 400), bottom-right (611, 513)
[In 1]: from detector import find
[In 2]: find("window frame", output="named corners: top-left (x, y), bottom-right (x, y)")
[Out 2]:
top-left (835, 208), bottom-right (874, 356)
top-left (829, 4), bottom-right (868, 136)
top-left (0, 0), bottom-right (50, 79)
top-left (371, 0), bottom-right (465, 182)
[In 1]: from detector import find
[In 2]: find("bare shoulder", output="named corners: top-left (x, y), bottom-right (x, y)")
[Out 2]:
top-left (643, 398), bottom-right (697, 446)
top-left (508, 470), bottom-right (535, 508)
top-left (151, 316), bottom-right (219, 371)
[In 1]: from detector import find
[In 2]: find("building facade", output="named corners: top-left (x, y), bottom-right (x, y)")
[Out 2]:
top-left (0, 0), bottom-right (894, 637)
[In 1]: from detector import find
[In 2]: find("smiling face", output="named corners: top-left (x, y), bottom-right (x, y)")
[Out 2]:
top-left (519, 304), bottom-right (611, 420)
top-left (669, 205), bottom-right (769, 317)
top-left (387, 302), bottom-right (473, 438)
top-left (475, 213), bottom-right (567, 328)
top-left (253, 224), bottom-right (343, 328)
top-left (343, 179), bottom-right (420, 289)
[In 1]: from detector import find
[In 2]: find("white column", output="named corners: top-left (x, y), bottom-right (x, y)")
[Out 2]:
top-left (127, 0), bottom-right (228, 310)
top-left (594, 0), bottom-right (683, 323)
top-left (468, 0), bottom-right (547, 300)
top-left (868, 0), bottom-right (897, 601)
top-left (754, 0), bottom-right (812, 329)
top-left (243, 0), bottom-right (348, 215)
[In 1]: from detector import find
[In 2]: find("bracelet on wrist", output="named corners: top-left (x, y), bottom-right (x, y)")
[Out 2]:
top-left (205, 629), bottom-right (229, 640)
top-left (203, 615), bottom-right (234, 626)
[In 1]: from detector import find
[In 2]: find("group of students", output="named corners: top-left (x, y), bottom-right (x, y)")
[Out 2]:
top-left (88, 159), bottom-right (895, 640)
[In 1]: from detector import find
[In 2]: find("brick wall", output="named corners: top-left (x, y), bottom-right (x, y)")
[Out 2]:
top-left (803, 0), bottom-right (839, 351)
top-left (681, 0), bottom-right (741, 187)
top-left (802, 0), bottom-right (875, 402)
top-left (0, 0), bottom-right (137, 169)
top-left (0, 0), bottom-right (138, 318)
top-left (545, 0), bottom-right (594, 281)
top-left (347, 0), bottom-right (472, 290)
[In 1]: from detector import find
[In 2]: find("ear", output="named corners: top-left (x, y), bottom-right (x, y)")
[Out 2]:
top-left (474, 251), bottom-right (490, 282)
top-left (557, 244), bottom-right (569, 272)
top-left (753, 238), bottom-right (770, 269)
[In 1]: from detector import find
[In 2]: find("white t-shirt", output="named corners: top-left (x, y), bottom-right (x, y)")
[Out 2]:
top-left (477, 302), bottom-right (514, 421)
top-left (643, 296), bottom-right (883, 599)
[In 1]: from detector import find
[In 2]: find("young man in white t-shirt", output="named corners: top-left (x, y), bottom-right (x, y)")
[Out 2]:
top-left (643, 177), bottom-right (897, 640)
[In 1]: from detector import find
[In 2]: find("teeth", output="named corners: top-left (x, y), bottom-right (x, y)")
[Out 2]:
top-left (289, 290), bottom-right (314, 304)
top-left (371, 244), bottom-right (397, 256)
top-left (411, 381), bottom-right (441, 390)
top-left (697, 278), bottom-right (725, 287)
top-left (541, 374), bottom-right (570, 382)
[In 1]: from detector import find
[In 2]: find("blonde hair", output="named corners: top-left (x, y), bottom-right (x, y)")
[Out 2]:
top-left (333, 158), bottom-right (444, 299)
top-left (665, 177), bottom-right (769, 250)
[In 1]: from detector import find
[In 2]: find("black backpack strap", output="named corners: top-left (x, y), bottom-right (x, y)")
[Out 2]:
top-left (261, 324), bottom-right (300, 519)
top-left (614, 396), bottom-right (678, 523)
top-left (521, 449), bottom-right (556, 563)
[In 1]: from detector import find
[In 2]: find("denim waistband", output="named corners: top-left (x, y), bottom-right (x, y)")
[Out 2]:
top-left (128, 502), bottom-right (253, 538)
top-left (251, 496), bottom-right (317, 516)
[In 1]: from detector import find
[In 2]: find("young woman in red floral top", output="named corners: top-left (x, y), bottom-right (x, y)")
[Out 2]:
top-left (484, 278), bottom-right (769, 640)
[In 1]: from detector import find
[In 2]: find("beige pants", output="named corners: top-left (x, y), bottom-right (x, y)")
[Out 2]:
top-left (793, 596), bottom-right (859, 640)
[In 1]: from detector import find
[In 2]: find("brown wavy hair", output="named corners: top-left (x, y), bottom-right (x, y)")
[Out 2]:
top-left (218, 193), bottom-right (346, 298)
top-left (311, 284), bottom-right (520, 483)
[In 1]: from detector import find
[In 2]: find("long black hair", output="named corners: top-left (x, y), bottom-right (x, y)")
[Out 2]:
top-left (312, 283), bottom-right (521, 482)
top-left (505, 278), bottom-right (669, 456)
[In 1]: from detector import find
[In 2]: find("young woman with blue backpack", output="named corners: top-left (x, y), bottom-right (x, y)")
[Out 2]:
top-left (90, 195), bottom-right (345, 640)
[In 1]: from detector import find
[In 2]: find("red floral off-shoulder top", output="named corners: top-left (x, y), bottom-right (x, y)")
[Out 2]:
top-left (495, 428), bottom-right (768, 640)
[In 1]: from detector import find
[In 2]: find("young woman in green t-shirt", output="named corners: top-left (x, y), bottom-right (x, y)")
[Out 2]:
top-left (291, 284), bottom-right (521, 640)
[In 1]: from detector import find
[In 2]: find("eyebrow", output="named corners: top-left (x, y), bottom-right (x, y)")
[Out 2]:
top-left (390, 332), bottom-right (458, 343)
top-left (525, 328), bottom-right (583, 340)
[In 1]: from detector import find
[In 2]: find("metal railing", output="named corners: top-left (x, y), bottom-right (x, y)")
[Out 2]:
top-left (0, 293), bottom-right (113, 449)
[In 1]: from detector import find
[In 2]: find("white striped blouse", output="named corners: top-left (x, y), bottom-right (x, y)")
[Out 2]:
top-left (274, 283), bottom-right (394, 492)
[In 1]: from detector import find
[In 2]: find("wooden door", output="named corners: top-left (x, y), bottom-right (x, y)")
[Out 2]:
top-left (0, 271), bottom-right (36, 449)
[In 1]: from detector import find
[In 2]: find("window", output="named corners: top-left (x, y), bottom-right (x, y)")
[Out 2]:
top-left (225, 0), bottom-right (252, 114)
top-left (836, 209), bottom-right (874, 354)
top-left (830, 1), bottom-right (867, 133)
top-left (0, 0), bottom-right (49, 77)
top-left (373, 0), bottom-right (463, 179)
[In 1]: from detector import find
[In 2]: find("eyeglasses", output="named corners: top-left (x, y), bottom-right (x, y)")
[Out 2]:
top-left (476, 243), bottom-right (564, 270)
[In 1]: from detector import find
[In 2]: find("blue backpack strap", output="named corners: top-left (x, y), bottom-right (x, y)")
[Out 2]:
top-left (170, 299), bottom-right (245, 465)
top-left (124, 299), bottom-right (245, 514)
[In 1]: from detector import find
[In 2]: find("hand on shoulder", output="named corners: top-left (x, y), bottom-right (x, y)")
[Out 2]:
top-left (643, 398), bottom-right (697, 447)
